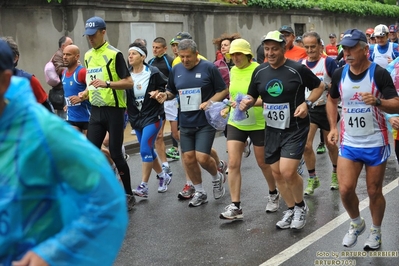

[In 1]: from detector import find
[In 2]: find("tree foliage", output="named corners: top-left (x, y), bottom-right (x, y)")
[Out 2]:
top-left (247, 0), bottom-right (399, 17)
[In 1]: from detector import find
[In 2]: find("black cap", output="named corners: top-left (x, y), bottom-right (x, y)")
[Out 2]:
top-left (279, 25), bottom-right (294, 34)
top-left (0, 39), bottom-right (14, 71)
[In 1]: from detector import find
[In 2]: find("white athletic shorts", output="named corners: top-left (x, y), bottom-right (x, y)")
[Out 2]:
top-left (164, 98), bottom-right (178, 121)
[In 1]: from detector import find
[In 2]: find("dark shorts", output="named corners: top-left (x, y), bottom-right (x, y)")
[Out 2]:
top-left (67, 120), bottom-right (89, 130)
top-left (226, 124), bottom-right (265, 146)
top-left (309, 105), bottom-right (340, 131)
top-left (180, 124), bottom-right (216, 154)
top-left (265, 126), bottom-right (309, 164)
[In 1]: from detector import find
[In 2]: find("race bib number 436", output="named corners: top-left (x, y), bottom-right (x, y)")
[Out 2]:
top-left (263, 102), bottom-right (290, 130)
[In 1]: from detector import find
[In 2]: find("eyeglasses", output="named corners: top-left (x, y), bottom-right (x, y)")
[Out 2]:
top-left (282, 33), bottom-right (292, 37)
top-left (329, 37), bottom-right (335, 39)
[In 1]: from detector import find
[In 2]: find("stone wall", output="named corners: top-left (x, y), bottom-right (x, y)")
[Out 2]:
top-left (0, 0), bottom-right (393, 88)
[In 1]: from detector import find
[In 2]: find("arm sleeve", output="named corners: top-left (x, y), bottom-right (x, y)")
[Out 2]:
top-left (247, 68), bottom-right (260, 99)
top-left (167, 68), bottom-right (178, 95)
top-left (30, 76), bottom-right (48, 103)
top-left (115, 52), bottom-right (131, 79)
top-left (329, 67), bottom-right (343, 99)
top-left (31, 120), bottom-right (128, 265)
top-left (78, 68), bottom-right (87, 84)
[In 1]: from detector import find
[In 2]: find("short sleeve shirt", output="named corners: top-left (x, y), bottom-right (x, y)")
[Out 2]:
top-left (167, 59), bottom-right (226, 127)
top-left (247, 59), bottom-right (321, 130)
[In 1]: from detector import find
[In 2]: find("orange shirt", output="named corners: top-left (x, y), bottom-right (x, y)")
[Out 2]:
top-left (284, 45), bottom-right (307, 61)
top-left (263, 45), bottom-right (307, 62)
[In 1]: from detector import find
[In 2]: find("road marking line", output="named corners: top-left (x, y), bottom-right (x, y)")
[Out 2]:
top-left (260, 178), bottom-right (398, 266)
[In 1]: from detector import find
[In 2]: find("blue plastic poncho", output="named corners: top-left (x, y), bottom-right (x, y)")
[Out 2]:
top-left (0, 77), bottom-right (128, 265)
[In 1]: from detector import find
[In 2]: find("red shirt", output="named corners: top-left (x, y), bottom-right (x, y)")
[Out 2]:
top-left (30, 76), bottom-right (48, 103)
top-left (325, 44), bottom-right (338, 58)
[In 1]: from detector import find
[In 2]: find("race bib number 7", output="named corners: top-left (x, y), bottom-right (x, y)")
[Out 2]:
top-left (179, 87), bottom-right (202, 112)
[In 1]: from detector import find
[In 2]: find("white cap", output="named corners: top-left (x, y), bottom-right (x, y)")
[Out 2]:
top-left (374, 24), bottom-right (389, 37)
top-left (321, 39), bottom-right (325, 46)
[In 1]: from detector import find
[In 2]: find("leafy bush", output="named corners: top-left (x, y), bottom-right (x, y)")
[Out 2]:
top-left (247, 0), bottom-right (399, 17)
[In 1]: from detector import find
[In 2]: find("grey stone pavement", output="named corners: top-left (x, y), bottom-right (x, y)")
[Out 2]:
top-left (116, 134), bottom-right (399, 266)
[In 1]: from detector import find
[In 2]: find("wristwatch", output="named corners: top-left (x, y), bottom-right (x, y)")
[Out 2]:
top-left (305, 100), bottom-right (313, 108)
top-left (106, 81), bottom-right (111, 88)
top-left (375, 98), bottom-right (381, 106)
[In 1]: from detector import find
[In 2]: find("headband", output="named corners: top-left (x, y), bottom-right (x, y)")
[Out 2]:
top-left (128, 46), bottom-right (146, 56)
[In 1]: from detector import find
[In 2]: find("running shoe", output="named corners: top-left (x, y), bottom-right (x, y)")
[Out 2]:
top-left (297, 157), bottom-right (305, 176)
top-left (162, 165), bottom-right (173, 177)
top-left (330, 173), bottom-right (339, 190)
top-left (290, 202), bottom-right (308, 229)
top-left (304, 177), bottom-right (320, 195)
top-left (158, 173), bottom-right (172, 193)
top-left (188, 191), bottom-right (208, 207)
top-left (225, 167), bottom-right (229, 175)
top-left (178, 184), bottom-right (195, 199)
top-left (133, 184), bottom-right (149, 198)
top-left (130, 129), bottom-right (136, 135)
top-left (316, 142), bottom-right (326, 154)
top-left (166, 147), bottom-right (180, 160)
top-left (212, 172), bottom-right (226, 199)
top-left (126, 194), bottom-right (136, 211)
top-left (124, 153), bottom-right (130, 162)
top-left (276, 209), bottom-right (294, 229)
top-left (363, 228), bottom-right (382, 250)
top-left (243, 137), bottom-right (252, 158)
top-left (220, 204), bottom-right (243, 220)
top-left (342, 218), bottom-right (366, 248)
top-left (265, 191), bottom-right (280, 213)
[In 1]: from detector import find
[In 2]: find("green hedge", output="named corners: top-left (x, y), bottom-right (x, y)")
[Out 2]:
top-left (247, 0), bottom-right (399, 17)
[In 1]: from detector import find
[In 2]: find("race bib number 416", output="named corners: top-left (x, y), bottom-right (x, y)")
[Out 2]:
top-left (343, 107), bottom-right (374, 136)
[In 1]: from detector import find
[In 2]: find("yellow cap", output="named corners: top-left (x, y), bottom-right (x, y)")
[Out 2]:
top-left (228, 39), bottom-right (253, 57)
top-left (262, 30), bottom-right (286, 43)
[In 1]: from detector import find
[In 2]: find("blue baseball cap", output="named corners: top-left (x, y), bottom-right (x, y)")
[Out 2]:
top-left (84, 16), bottom-right (106, 36)
top-left (0, 39), bottom-right (14, 71)
top-left (339, 29), bottom-right (367, 47)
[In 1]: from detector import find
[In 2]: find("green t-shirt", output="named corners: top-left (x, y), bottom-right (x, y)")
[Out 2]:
top-left (228, 62), bottom-right (265, 130)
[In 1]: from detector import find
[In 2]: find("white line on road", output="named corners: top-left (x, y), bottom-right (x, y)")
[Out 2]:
top-left (260, 178), bottom-right (398, 266)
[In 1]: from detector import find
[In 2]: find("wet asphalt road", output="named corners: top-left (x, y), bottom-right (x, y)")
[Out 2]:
top-left (115, 135), bottom-right (399, 266)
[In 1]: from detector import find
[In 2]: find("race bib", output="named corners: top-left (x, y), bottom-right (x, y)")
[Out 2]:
top-left (263, 102), bottom-right (290, 130)
top-left (235, 108), bottom-right (256, 126)
top-left (343, 107), bottom-right (374, 136)
top-left (86, 67), bottom-right (104, 91)
top-left (179, 87), bottom-right (201, 112)
top-left (65, 97), bottom-right (81, 107)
